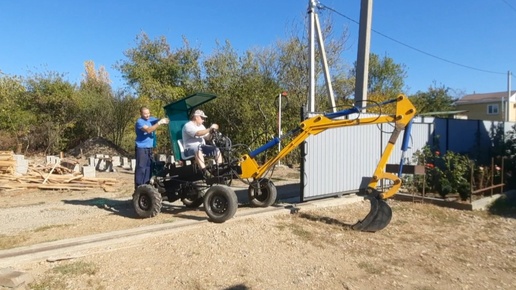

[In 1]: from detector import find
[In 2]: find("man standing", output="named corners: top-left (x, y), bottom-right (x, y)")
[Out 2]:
top-left (182, 109), bottom-right (222, 174)
top-left (134, 106), bottom-right (169, 189)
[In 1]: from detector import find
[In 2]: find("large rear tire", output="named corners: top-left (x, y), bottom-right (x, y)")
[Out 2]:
top-left (203, 185), bottom-right (238, 223)
top-left (133, 184), bottom-right (162, 218)
top-left (248, 179), bottom-right (277, 207)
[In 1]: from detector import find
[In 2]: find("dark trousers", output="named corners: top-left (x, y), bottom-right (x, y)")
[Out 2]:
top-left (134, 147), bottom-right (153, 189)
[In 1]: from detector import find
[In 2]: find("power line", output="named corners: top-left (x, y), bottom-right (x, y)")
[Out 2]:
top-left (501, 0), bottom-right (516, 13)
top-left (319, 4), bottom-right (507, 76)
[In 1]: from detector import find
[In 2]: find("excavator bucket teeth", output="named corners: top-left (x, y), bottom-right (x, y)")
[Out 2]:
top-left (352, 197), bottom-right (392, 232)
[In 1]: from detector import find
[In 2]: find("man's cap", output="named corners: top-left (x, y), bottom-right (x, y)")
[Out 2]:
top-left (193, 109), bottom-right (208, 118)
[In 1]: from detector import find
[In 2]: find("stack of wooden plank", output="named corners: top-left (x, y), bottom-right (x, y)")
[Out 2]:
top-left (0, 157), bottom-right (119, 192)
top-left (0, 151), bottom-right (15, 175)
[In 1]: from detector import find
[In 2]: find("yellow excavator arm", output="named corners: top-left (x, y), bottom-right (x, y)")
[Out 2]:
top-left (238, 94), bottom-right (416, 232)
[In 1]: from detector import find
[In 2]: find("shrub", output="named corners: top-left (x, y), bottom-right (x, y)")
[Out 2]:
top-left (411, 147), bottom-right (472, 199)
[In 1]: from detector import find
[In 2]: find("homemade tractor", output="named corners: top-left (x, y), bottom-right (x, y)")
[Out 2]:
top-left (132, 93), bottom-right (416, 232)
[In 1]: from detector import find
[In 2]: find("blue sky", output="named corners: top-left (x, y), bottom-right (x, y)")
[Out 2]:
top-left (1, 0), bottom-right (515, 97)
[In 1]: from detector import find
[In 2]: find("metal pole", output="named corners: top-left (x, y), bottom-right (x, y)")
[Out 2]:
top-left (278, 93), bottom-right (282, 165)
top-left (307, 0), bottom-right (316, 113)
top-left (314, 12), bottom-right (336, 112)
top-left (354, 0), bottom-right (373, 110)
top-left (508, 71), bottom-right (512, 122)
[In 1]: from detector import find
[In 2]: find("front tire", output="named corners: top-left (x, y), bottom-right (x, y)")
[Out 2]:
top-left (248, 179), bottom-right (277, 207)
top-left (133, 184), bottom-right (162, 218)
top-left (203, 185), bottom-right (238, 223)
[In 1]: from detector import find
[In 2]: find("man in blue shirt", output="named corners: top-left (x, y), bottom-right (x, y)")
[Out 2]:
top-left (134, 106), bottom-right (169, 189)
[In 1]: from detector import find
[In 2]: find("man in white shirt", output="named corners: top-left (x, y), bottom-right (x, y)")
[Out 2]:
top-left (181, 109), bottom-right (223, 173)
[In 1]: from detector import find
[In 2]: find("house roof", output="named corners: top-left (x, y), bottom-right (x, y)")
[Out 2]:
top-left (418, 110), bottom-right (468, 116)
top-left (455, 91), bottom-right (516, 105)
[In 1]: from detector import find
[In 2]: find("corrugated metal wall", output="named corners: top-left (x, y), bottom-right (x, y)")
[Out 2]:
top-left (301, 117), bottom-right (514, 201)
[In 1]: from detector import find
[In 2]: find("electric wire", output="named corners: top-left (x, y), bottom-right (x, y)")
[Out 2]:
top-left (318, 3), bottom-right (509, 76)
top-left (501, 0), bottom-right (516, 13)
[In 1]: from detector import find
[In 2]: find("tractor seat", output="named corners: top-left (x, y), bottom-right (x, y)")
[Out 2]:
top-left (177, 139), bottom-right (195, 160)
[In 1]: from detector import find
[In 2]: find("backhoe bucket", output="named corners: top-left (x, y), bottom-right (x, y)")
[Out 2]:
top-left (352, 196), bottom-right (392, 232)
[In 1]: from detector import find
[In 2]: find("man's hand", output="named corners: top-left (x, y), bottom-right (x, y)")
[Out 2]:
top-left (158, 118), bottom-right (169, 125)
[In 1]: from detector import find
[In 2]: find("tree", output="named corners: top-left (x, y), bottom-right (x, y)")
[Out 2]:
top-left (24, 71), bottom-right (79, 154)
top-left (110, 90), bottom-right (140, 149)
top-left (76, 61), bottom-right (114, 139)
top-left (410, 83), bottom-right (457, 115)
top-left (116, 33), bottom-right (201, 103)
top-left (202, 41), bottom-right (282, 151)
top-left (0, 74), bottom-right (34, 152)
top-left (350, 53), bottom-right (406, 100)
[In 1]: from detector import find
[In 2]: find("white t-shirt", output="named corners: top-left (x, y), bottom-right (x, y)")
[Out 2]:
top-left (182, 120), bottom-right (207, 152)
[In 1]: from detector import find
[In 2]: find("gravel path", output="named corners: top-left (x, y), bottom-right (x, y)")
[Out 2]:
top-left (1, 167), bottom-right (515, 289)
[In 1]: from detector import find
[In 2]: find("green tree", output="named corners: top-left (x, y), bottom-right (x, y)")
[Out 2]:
top-left (0, 74), bottom-right (34, 152)
top-left (24, 71), bottom-right (79, 154)
top-left (116, 33), bottom-right (201, 103)
top-left (76, 61), bottom-right (114, 139)
top-left (203, 41), bottom-right (282, 153)
top-left (410, 83), bottom-right (457, 115)
top-left (350, 53), bottom-right (406, 101)
top-left (110, 90), bottom-right (140, 150)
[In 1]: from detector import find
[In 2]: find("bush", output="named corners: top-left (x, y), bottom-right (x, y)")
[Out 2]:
top-left (411, 147), bottom-right (472, 199)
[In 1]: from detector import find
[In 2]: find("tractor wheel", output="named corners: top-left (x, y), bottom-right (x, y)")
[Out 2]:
top-left (133, 184), bottom-right (162, 218)
top-left (203, 185), bottom-right (238, 223)
top-left (248, 179), bottom-right (277, 207)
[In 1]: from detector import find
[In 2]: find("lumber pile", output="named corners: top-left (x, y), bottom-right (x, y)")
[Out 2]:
top-left (0, 151), bottom-right (15, 175)
top-left (0, 155), bottom-right (119, 192)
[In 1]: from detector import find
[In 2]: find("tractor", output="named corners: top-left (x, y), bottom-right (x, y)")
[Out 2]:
top-left (132, 92), bottom-right (416, 232)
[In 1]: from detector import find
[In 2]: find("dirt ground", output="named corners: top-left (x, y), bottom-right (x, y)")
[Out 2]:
top-left (0, 164), bottom-right (515, 290)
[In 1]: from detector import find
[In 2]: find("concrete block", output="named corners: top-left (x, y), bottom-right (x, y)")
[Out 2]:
top-left (111, 156), bottom-right (121, 167)
top-left (13, 154), bottom-right (25, 162)
top-left (95, 154), bottom-right (104, 158)
top-left (46, 155), bottom-right (60, 164)
top-left (88, 156), bottom-right (95, 166)
top-left (96, 159), bottom-right (113, 172)
top-left (131, 159), bottom-right (136, 172)
top-left (82, 165), bottom-right (96, 178)
top-left (0, 268), bottom-right (34, 288)
top-left (15, 160), bottom-right (29, 175)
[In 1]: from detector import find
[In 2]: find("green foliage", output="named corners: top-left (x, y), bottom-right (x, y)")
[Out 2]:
top-left (351, 53), bottom-right (406, 99)
top-left (412, 146), bottom-right (472, 199)
top-left (0, 74), bottom-right (34, 152)
top-left (116, 32), bottom-right (201, 102)
top-left (24, 71), bottom-right (80, 154)
top-left (490, 123), bottom-right (516, 189)
top-left (409, 83), bottom-right (457, 115)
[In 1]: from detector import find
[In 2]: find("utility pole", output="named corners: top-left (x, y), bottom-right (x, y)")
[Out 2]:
top-left (508, 70), bottom-right (512, 122)
top-left (307, 0), bottom-right (337, 113)
top-left (354, 0), bottom-right (373, 110)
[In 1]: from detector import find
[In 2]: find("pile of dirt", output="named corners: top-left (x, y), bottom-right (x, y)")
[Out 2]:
top-left (67, 137), bottom-right (132, 158)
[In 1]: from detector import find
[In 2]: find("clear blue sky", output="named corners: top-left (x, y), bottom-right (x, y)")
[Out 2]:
top-left (1, 0), bottom-right (515, 97)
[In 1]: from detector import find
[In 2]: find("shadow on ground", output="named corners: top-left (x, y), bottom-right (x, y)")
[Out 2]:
top-left (61, 182), bottom-right (301, 221)
top-left (488, 192), bottom-right (516, 219)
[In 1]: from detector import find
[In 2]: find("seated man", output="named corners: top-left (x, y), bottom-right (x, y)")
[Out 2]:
top-left (181, 109), bottom-right (223, 175)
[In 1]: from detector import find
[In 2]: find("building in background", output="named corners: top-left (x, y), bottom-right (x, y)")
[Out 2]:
top-left (455, 91), bottom-right (516, 121)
